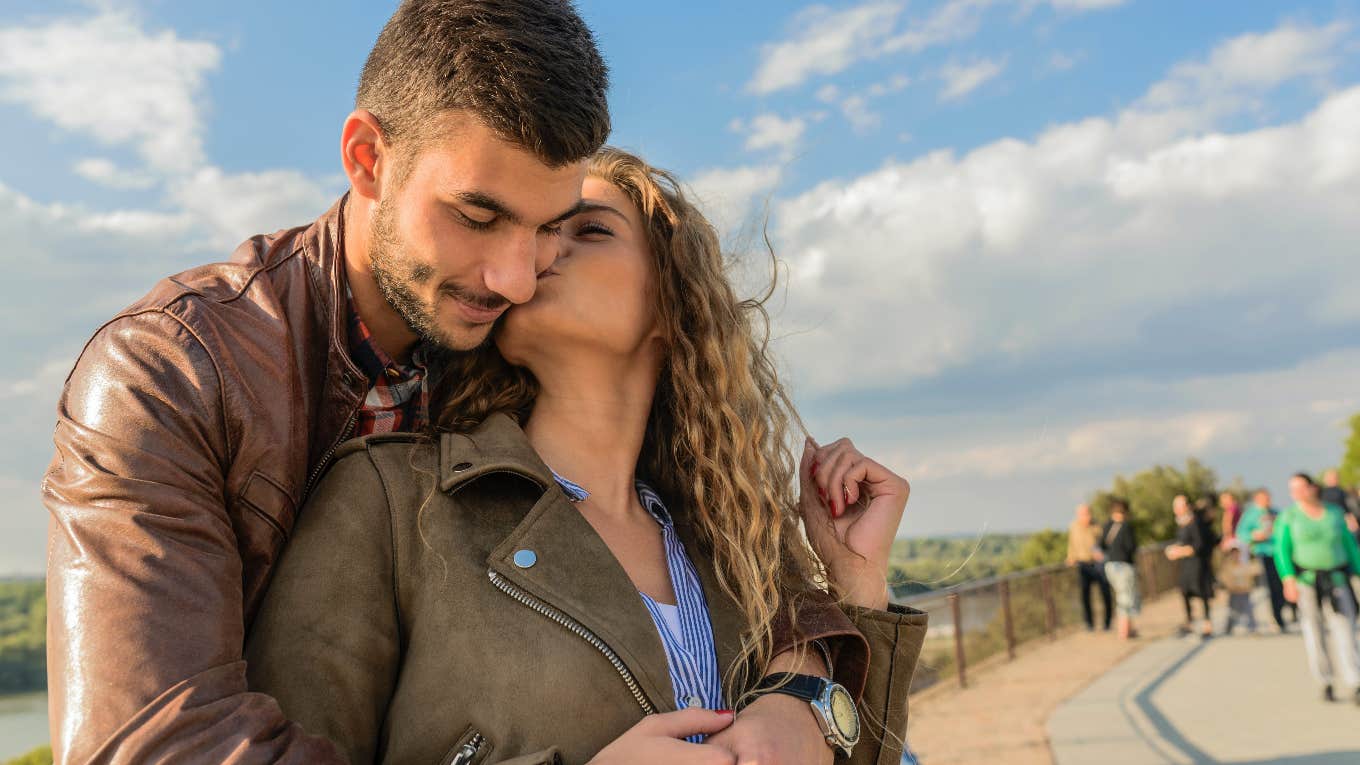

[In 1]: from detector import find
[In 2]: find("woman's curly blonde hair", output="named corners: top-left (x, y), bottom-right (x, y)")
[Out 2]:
top-left (433, 146), bottom-right (831, 705)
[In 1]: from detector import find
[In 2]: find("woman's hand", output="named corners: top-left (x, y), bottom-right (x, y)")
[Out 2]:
top-left (588, 709), bottom-right (737, 765)
top-left (1282, 577), bottom-right (1299, 604)
top-left (799, 436), bottom-right (910, 610)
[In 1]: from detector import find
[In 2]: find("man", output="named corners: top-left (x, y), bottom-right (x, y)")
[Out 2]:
top-left (42, 2), bottom-right (864, 762)
top-left (1319, 468), bottom-right (1360, 537)
top-left (1066, 504), bottom-right (1112, 631)
top-left (1236, 489), bottom-right (1290, 631)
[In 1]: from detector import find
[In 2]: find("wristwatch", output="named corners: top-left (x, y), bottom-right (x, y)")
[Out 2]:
top-left (742, 672), bottom-right (860, 758)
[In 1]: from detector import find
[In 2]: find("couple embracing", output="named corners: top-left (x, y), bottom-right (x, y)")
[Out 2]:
top-left (43, 2), bottom-right (926, 763)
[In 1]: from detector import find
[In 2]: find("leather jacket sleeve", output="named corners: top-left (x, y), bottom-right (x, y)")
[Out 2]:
top-left (842, 604), bottom-right (928, 765)
top-left (43, 312), bottom-right (343, 765)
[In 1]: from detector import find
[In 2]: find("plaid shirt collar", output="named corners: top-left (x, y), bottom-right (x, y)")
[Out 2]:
top-left (346, 292), bottom-right (430, 436)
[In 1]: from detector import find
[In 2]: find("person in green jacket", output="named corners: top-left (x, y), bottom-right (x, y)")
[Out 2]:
top-left (1274, 472), bottom-right (1360, 704)
top-left (1236, 489), bottom-right (1292, 631)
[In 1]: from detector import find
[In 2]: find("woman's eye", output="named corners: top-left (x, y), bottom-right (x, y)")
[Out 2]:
top-left (575, 221), bottom-right (614, 237)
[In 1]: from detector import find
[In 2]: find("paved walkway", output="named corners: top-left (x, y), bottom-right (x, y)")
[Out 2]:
top-left (1048, 592), bottom-right (1360, 764)
top-left (906, 591), bottom-right (1189, 764)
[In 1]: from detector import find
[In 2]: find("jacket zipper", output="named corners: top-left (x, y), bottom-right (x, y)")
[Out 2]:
top-left (302, 409), bottom-right (358, 499)
top-left (447, 732), bottom-right (485, 765)
top-left (487, 569), bottom-right (657, 715)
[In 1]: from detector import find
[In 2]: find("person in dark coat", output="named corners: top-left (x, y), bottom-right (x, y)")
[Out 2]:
top-left (1166, 494), bottom-right (1217, 638)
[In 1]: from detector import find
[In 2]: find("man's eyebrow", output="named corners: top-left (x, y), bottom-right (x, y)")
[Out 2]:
top-left (453, 191), bottom-right (521, 225)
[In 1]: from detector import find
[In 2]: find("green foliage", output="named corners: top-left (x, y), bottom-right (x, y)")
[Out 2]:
top-left (0, 579), bottom-right (46, 694)
top-left (887, 534), bottom-right (1031, 595)
top-left (1090, 458), bottom-right (1219, 543)
top-left (1011, 529), bottom-right (1069, 570)
top-left (1339, 413), bottom-right (1360, 488)
top-left (2, 745), bottom-right (52, 765)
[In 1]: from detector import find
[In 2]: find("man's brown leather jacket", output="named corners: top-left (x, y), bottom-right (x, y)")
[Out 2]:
top-left (42, 198), bottom-right (868, 764)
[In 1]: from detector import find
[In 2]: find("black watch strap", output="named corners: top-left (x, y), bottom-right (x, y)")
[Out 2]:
top-left (747, 672), bottom-right (825, 703)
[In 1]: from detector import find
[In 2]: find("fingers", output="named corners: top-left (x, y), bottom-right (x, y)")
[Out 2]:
top-left (638, 708), bottom-right (735, 739)
top-left (809, 437), bottom-right (910, 519)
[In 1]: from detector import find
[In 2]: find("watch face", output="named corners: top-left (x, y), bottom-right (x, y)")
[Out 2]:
top-left (828, 685), bottom-right (860, 743)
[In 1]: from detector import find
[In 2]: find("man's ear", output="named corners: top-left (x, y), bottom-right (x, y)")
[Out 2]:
top-left (341, 109), bottom-right (389, 202)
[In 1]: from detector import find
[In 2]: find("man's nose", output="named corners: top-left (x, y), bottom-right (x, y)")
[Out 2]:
top-left (483, 230), bottom-right (543, 306)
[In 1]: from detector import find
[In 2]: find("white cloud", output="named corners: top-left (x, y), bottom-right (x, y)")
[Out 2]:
top-left (1140, 20), bottom-right (1349, 120)
top-left (685, 164), bottom-right (783, 242)
top-left (938, 57), bottom-right (1006, 101)
top-left (1045, 0), bottom-right (1127, 10)
top-left (1046, 51), bottom-right (1080, 72)
top-left (732, 113), bottom-right (807, 161)
top-left (747, 0), bottom-right (1126, 96)
top-left (0, 9), bottom-right (221, 174)
top-left (765, 17), bottom-right (1360, 400)
top-left (748, 2), bottom-right (904, 94)
top-left (73, 158), bottom-right (157, 190)
top-left (910, 410), bottom-right (1252, 481)
top-left (840, 95), bottom-right (880, 133)
top-left (170, 167), bottom-right (340, 250)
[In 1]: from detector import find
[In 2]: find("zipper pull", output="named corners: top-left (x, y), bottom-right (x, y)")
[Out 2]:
top-left (449, 732), bottom-right (485, 765)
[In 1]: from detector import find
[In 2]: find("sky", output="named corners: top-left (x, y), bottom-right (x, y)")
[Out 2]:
top-left (1, 0), bottom-right (1358, 573)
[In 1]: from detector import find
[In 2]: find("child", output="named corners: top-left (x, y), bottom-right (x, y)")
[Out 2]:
top-left (1220, 539), bottom-right (1258, 634)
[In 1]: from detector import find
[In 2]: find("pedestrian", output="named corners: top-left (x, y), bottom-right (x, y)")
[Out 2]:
top-left (1237, 489), bottom-right (1292, 631)
top-left (1067, 503), bottom-right (1113, 631)
top-left (1166, 495), bottom-right (1216, 639)
top-left (1319, 468), bottom-right (1359, 541)
top-left (1219, 491), bottom-right (1243, 550)
top-left (1219, 539), bottom-right (1258, 635)
top-left (1275, 472), bottom-right (1360, 704)
top-left (1099, 498), bottom-right (1140, 639)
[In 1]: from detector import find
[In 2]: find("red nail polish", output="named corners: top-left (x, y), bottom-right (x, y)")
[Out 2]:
top-left (716, 708), bottom-right (734, 715)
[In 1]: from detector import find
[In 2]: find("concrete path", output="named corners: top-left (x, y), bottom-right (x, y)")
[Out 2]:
top-left (1048, 593), bottom-right (1360, 764)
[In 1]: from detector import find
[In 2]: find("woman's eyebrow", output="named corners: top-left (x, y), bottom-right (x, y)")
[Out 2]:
top-left (574, 200), bottom-right (628, 222)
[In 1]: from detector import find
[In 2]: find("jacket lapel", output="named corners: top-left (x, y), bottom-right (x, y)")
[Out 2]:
top-left (442, 416), bottom-right (677, 713)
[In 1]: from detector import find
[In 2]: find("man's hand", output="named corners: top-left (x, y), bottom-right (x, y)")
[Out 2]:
top-left (705, 693), bottom-right (832, 765)
top-left (1283, 577), bottom-right (1299, 604)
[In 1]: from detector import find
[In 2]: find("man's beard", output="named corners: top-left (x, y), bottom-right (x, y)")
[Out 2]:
top-left (368, 197), bottom-right (502, 352)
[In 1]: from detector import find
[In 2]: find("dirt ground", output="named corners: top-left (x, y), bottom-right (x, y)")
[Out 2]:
top-left (905, 591), bottom-right (1188, 765)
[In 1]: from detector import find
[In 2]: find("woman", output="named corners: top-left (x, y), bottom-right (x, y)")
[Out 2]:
top-left (1166, 494), bottom-right (1216, 638)
top-left (1275, 472), bottom-right (1360, 704)
top-left (245, 148), bottom-right (926, 764)
top-left (1099, 497), bottom-right (1140, 639)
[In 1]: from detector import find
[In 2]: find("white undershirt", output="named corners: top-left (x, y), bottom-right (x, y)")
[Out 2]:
top-left (650, 597), bottom-right (683, 640)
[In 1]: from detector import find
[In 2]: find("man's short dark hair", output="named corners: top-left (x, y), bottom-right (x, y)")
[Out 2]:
top-left (357, 0), bottom-right (610, 167)
top-left (1108, 497), bottom-right (1128, 513)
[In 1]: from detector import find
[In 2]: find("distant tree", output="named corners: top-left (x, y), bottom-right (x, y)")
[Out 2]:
top-left (2, 745), bottom-right (51, 765)
top-left (1339, 413), bottom-right (1360, 488)
top-left (1007, 529), bottom-right (1068, 571)
top-left (1090, 458), bottom-right (1219, 542)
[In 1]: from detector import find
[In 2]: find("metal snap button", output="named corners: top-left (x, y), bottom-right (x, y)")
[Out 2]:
top-left (451, 462), bottom-right (473, 472)
top-left (513, 549), bottom-right (537, 568)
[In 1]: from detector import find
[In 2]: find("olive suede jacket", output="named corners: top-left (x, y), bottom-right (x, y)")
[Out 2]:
top-left (245, 414), bottom-right (927, 765)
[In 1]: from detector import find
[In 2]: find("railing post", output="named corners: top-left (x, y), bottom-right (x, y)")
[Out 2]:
top-left (949, 591), bottom-right (967, 688)
top-left (1041, 571), bottom-right (1057, 640)
top-left (1000, 579), bottom-right (1016, 660)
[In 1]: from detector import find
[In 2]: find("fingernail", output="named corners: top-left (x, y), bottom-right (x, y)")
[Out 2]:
top-left (716, 708), bottom-right (734, 715)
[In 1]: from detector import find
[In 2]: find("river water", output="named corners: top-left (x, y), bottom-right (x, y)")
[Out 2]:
top-left (0, 693), bottom-right (48, 760)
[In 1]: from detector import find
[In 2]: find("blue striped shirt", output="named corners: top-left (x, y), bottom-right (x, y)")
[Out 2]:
top-left (551, 472), bottom-right (725, 738)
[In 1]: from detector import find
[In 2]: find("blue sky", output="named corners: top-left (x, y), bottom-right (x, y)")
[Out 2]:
top-left (1, 0), bottom-right (1359, 573)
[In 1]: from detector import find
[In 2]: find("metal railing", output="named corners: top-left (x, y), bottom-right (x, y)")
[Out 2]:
top-left (897, 543), bottom-right (1175, 693)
